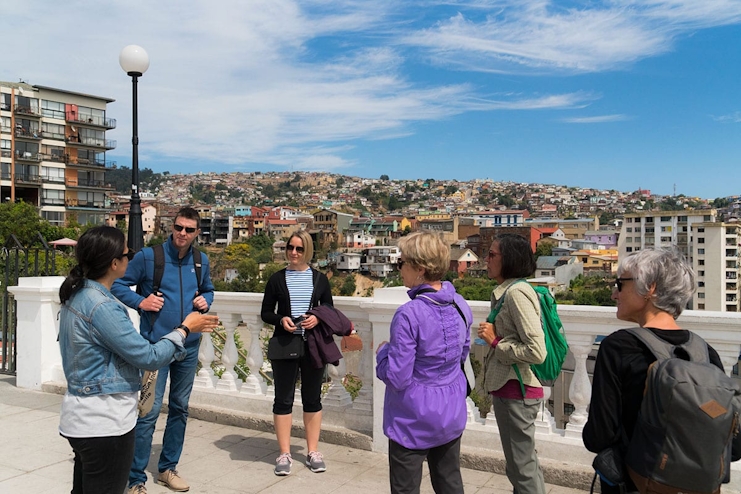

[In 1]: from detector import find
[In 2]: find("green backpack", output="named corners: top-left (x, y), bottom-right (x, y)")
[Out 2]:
top-left (487, 280), bottom-right (569, 397)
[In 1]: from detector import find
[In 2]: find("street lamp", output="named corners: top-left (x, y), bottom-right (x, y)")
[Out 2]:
top-left (119, 45), bottom-right (149, 252)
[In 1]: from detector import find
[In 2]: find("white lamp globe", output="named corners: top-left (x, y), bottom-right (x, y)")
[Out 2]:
top-left (119, 45), bottom-right (150, 76)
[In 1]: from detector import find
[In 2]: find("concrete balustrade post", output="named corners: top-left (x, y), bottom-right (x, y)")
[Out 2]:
top-left (193, 331), bottom-right (216, 389)
top-left (216, 314), bottom-right (240, 392)
top-left (564, 339), bottom-right (594, 439)
top-left (239, 314), bottom-right (266, 395)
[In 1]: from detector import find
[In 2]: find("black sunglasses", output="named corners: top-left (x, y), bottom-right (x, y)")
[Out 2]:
top-left (120, 250), bottom-right (135, 261)
top-left (174, 224), bottom-right (197, 234)
top-left (287, 244), bottom-right (305, 253)
top-left (615, 277), bottom-right (634, 292)
top-left (397, 259), bottom-right (406, 269)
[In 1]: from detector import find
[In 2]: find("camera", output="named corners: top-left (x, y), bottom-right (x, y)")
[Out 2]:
top-left (291, 315), bottom-right (306, 328)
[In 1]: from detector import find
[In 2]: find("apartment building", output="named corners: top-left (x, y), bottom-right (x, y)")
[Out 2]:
top-left (617, 210), bottom-right (717, 260)
top-left (0, 81), bottom-right (116, 226)
top-left (692, 222), bottom-right (740, 312)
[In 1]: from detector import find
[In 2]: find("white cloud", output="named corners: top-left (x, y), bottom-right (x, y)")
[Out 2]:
top-left (712, 112), bottom-right (741, 123)
top-left (561, 114), bottom-right (630, 123)
top-left (403, 0), bottom-right (741, 73)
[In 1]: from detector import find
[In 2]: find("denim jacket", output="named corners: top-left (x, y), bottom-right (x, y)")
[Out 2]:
top-left (59, 279), bottom-right (186, 397)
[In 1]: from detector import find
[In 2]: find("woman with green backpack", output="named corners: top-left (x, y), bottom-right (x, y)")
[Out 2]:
top-left (477, 234), bottom-right (547, 494)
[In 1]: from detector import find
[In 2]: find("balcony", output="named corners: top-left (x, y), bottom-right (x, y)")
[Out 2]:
top-left (65, 136), bottom-right (116, 150)
top-left (40, 153), bottom-right (67, 164)
top-left (15, 128), bottom-right (41, 140)
top-left (65, 112), bottom-right (116, 130)
top-left (728, 272), bottom-right (738, 280)
top-left (40, 198), bottom-right (65, 206)
top-left (65, 178), bottom-right (113, 189)
top-left (727, 283), bottom-right (737, 291)
top-left (40, 130), bottom-right (65, 142)
top-left (65, 199), bottom-right (106, 209)
top-left (66, 157), bottom-right (116, 170)
top-left (0, 125), bottom-right (10, 134)
top-left (0, 172), bottom-right (10, 180)
top-left (10, 280), bottom-right (741, 492)
top-left (1, 150), bottom-right (10, 158)
top-left (15, 174), bottom-right (42, 185)
top-left (14, 151), bottom-right (42, 162)
top-left (40, 175), bottom-right (65, 184)
top-left (14, 105), bottom-right (41, 117)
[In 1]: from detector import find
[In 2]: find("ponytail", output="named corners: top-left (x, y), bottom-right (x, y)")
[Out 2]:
top-left (59, 265), bottom-right (84, 304)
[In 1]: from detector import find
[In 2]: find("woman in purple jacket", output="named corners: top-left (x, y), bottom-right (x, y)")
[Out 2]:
top-left (376, 231), bottom-right (472, 494)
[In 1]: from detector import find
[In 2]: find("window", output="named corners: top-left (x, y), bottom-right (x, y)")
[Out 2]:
top-left (645, 227), bottom-right (655, 233)
top-left (661, 236), bottom-right (671, 242)
top-left (698, 281), bottom-right (705, 287)
top-left (41, 144), bottom-right (65, 163)
top-left (0, 93), bottom-right (9, 110)
top-left (699, 260), bottom-right (705, 266)
top-left (41, 166), bottom-right (64, 183)
top-left (626, 227), bottom-right (632, 233)
top-left (41, 123), bottom-right (65, 141)
top-left (699, 270), bottom-right (705, 277)
top-left (0, 116), bottom-right (9, 132)
top-left (704, 215), bottom-right (712, 221)
top-left (698, 292), bottom-right (705, 299)
top-left (698, 238), bottom-right (705, 244)
top-left (626, 237), bottom-right (632, 243)
top-left (645, 217), bottom-right (654, 223)
top-left (698, 303), bottom-right (705, 310)
top-left (0, 139), bottom-right (10, 150)
top-left (660, 216), bottom-right (671, 221)
top-left (42, 210), bottom-right (64, 226)
top-left (15, 95), bottom-right (39, 113)
top-left (627, 218), bottom-right (633, 223)
top-left (698, 248), bottom-right (705, 254)
top-left (634, 227), bottom-right (641, 233)
top-left (626, 247), bottom-right (633, 252)
top-left (697, 227), bottom-right (705, 233)
top-left (41, 100), bottom-right (65, 119)
top-left (678, 216), bottom-right (687, 222)
top-left (42, 188), bottom-right (65, 203)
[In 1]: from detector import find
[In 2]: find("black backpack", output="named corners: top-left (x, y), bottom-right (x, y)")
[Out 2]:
top-left (625, 328), bottom-right (741, 494)
top-left (139, 244), bottom-right (204, 296)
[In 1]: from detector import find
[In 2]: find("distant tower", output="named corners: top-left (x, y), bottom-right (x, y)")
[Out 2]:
top-left (673, 183), bottom-right (676, 197)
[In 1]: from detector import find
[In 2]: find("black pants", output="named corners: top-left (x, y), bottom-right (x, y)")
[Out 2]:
top-left (65, 428), bottom-right (136, 494)
top-left (271, 351), bottom-right (325, 415)
top-left (388, 435), bottom-right (464, 494)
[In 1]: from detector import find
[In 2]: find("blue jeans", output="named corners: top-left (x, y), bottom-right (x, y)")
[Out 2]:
top-left (129, 339), bottom-right (199, 487)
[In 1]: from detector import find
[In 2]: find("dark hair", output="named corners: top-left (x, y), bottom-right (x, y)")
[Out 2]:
top-left (59, 226), bottom-right (126, 304)
top-left (175, 206), bottom-right (201, 223)
top-left (494, 234), bottom-right (536, 280)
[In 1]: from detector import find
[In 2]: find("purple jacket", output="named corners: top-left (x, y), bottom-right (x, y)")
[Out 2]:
top-left (376, 282), bottom-right (472, 449)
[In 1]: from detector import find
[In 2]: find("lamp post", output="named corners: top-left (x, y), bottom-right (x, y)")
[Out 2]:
top-left (119, 45), bottom-right (149, 252)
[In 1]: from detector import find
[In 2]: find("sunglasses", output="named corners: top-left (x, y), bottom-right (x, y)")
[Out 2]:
top-left (120, 250), bottom-right (135, 261)
top-left (287, 244), bottom-right (305, 253)
top-left (173, 224), bottom-right (197, 234)
top-left (397, 259), bottom-right (406, 269)
top-left (615, 277), bottom-right (634, 292)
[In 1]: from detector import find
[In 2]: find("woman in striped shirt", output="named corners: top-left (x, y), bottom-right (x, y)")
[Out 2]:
top-left (261, 230), bottom-right (333, 476)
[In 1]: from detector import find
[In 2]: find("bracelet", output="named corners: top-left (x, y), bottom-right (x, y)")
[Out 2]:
top-left (177, 324), bottom-right (191, 337)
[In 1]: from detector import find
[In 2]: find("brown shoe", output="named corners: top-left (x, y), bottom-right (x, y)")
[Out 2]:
top-left (157, 470), bottom-right (189, 492)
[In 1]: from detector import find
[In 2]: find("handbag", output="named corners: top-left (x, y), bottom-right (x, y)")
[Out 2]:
top-left (138, 370), bottom-right (158, 418)
top-left (267, 333), bottom-right (305, 360)
top-left (591, 445), bottom-right (629, 494)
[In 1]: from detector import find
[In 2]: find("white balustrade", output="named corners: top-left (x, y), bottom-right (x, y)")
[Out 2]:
top-left (12, 277), bottom-right (741, 469)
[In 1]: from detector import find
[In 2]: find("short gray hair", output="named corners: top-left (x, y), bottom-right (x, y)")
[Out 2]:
top-left (618, 248), bottom-right (696, 319)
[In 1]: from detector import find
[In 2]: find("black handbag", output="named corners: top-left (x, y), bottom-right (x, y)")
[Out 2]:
top-left (267, 334), bottom-right (305, 360)
top-left (591, 445), bottom-right (629, 494)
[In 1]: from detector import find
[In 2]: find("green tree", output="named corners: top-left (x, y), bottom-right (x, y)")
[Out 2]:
top-left (534, 243), bottom-right (553, 259)
top-left (340, 275), bottom-right (357, 296)
top-left (0, 201), bottom-right (48, 246)
top-left (380, 174), bottom-right (389, 181)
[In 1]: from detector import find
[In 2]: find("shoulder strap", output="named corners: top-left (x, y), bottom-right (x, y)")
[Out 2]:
top-left (625, 327), bottom-right (709, 363)
top-left (415, 288), bottom-right (468, 327)
top-left (192, 247), bottom-right (203, 292)
top-left (152, 244), bottom-right (165, 294)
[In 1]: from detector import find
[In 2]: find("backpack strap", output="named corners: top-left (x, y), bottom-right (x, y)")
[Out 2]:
top-left (192, 247), bottom-right (203, 293)
top-left (625, 327), bottom-right (710, 363)
top-left (151, 244), bottom-right (165, 294)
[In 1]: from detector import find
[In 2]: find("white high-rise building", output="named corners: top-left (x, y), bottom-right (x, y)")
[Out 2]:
top-left (692, 222), bottom-right (740, 312)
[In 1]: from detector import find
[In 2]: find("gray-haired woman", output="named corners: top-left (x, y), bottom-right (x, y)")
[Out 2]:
top-left (583, 248), bottom-right (725, 494)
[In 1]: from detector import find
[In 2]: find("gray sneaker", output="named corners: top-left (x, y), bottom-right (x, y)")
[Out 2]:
top-left (128, 485), bottom-right (147, 494)
top-left (306, 451), bottom-right (326, 473)
top-left (275, 452), bottom-right (292, 476)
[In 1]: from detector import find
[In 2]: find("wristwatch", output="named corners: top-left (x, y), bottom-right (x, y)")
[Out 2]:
top-left (176, 324), bottom-right (191, 337)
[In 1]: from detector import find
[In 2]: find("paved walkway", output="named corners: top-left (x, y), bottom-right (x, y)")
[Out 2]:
top-left (0, 375), bottom-right (586, 494)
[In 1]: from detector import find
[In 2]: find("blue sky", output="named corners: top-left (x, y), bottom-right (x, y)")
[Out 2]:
top-left (3, 1), bottom-right (741, 198)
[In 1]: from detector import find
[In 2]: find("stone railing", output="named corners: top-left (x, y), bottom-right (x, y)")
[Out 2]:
top-left (10, 277), bottom-right (741, 478)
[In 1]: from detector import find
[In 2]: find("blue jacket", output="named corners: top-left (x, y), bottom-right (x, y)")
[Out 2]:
top-left (111, 236), bottom-right (215, 344)
top-left (59, 279), bottom-right (186, 396)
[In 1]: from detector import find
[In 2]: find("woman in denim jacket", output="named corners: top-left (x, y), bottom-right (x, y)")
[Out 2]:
top-left (58, 226), bottom-right (218, 494)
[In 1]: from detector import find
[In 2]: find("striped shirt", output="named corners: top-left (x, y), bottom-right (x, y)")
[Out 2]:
top-left (286, 268), bottom-right (314, 336)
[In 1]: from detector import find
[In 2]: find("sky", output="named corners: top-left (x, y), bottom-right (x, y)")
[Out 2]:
top-left (3, 0), bottom-right (741, 198)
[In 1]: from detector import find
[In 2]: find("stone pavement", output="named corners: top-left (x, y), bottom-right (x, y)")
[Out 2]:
top-left (0, 374), bottom-right (587, 494)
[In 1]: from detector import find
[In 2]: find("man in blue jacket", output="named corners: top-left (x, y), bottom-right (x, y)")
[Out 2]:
top-left (112, 207), bottom-right (215, 494)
